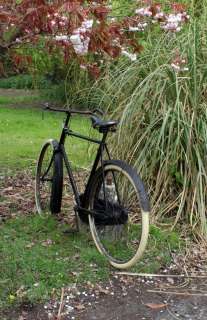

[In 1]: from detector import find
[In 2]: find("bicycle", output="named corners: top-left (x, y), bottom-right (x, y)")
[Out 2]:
top-left (35, 106), bottom-right (150, 269)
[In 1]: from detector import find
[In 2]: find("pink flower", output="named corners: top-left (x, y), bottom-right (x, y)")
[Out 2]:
top-left (135, 7), bottom-right (152, 17)
top-left (121, 50), bottom-right (137, 61)
top-left (50, 20), bottom-right (56, 26)
top-left (171, 52), bottom-right (189, 72)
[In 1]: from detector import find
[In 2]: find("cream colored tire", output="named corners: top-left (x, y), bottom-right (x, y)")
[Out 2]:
top-left (88, 160), bottom-right (150, 269)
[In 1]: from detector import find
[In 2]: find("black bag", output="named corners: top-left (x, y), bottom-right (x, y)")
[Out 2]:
top-left (78, 194), bottom-right (128, 226)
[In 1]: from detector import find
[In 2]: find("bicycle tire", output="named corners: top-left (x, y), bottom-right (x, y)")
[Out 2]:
top-left (88, 160), bottom-right (150, 269)
top-left (35, 139), bottom-right (63, 214)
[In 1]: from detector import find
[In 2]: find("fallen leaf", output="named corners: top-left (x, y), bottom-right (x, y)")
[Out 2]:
top-left (16, 286), bottom-right (27, 298)
top-left (26, 242), bottom-right (35, 249)
top-left (167, 277), bottom-right (175, 284)
top-left (96, 285), bottom-right (109, 295)
top-left (3, 186), bottom-right (13, 192)
top-left (34, 282), bottom-right (39, 287)
top-left (119, 276), bottom-right (133, 285)
top-left (145, 303), bottom-right (168, 309)
top-left (9, 194), bottom-right (25, 201)
top-left (71, 271), bottom-right (80, 276)
top-left (75, 303), bottom-right (85, 311)
top-left (41, 239), bottom-right (53, 246)
top-left (73, 253), bottom-right (80, 260)
top-left (87, 281), bottom-right (94, 289)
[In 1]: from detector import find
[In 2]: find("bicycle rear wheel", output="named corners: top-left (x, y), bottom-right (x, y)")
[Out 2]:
top-left (88, 160), bottom-right (150, 269)
top-left (35, 139), bottom-right (63, 214)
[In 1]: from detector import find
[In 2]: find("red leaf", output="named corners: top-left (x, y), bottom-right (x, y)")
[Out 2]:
top-left (0, 12), bottom-right (11, 23)
top-left (92, 6), bottom-right (110, 20)
top-left (171, 3), bottom-right (186, 13)
top-left (150, 4), bottom-right (162, 16)
top-left (104, 46), bottom-right (121, 58)
top-left (108, 23), bottom-right (122, 37)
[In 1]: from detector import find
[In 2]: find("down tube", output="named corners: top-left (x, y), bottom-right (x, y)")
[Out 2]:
top-left (60, 145), bottom-right (81, 206)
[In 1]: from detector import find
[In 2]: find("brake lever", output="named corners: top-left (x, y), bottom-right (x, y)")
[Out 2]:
top-left (42, 102), bottom-right (50, 110)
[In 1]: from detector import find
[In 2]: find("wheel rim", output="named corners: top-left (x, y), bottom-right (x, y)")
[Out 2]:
top-left (89, 165), bottom-right (149, 268)
top-left (35, 142), bottom-right (54, 214)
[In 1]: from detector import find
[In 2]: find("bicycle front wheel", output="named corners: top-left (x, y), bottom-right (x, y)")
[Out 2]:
top-left (35, 139), bottom-right (63, 214)
top-left (88, 160), bottom-right (150, 269)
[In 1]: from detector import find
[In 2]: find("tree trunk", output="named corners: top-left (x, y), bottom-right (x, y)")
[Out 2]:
top-left (0, 47), bottom-right (8, 77)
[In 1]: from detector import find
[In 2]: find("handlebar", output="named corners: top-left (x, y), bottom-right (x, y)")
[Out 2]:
top-left (42, 103), bottom-right (117, 134)
top-left (43, 104), bottom-right (104, 117)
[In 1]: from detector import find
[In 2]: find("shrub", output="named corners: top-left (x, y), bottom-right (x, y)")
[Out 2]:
top-left (0, 74), bottom-right (50, 89)
top-left (86, 2), bottom-right (207, 237)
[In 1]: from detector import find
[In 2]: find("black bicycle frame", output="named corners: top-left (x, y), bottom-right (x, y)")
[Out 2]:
top-left (57, 111), bottom-right (111, 210)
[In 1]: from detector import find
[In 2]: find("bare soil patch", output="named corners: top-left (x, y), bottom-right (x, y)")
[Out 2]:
top-left (1, 275), bottom-right (207, 320)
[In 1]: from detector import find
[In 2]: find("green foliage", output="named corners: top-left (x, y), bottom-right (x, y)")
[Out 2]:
top-left (0, 74), bottom-right (52, 90)
top-left (111, 0), bottom-right (137, 17)
top-left (0, 75), bottom-right (34, 89)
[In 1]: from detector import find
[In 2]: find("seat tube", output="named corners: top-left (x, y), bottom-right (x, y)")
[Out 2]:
top-left (84, 131), bottom-right (108, 194)
top-left (92, 132), bottom-right (107, 174)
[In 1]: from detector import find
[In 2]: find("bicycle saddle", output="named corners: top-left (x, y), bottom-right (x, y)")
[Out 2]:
top-left (91, 115), bottom-right (118, 133)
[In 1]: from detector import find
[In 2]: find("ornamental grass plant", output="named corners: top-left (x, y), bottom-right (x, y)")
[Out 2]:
top-left (84, 2), bottom-right (207, 238)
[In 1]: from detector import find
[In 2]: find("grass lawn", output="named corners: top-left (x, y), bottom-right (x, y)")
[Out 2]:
top-left (0, 106), bottom-right (98, 174)
top-left (0, 214), bottom-right (180, 310)
top-left (0, 215), bottom-right (108, 309)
